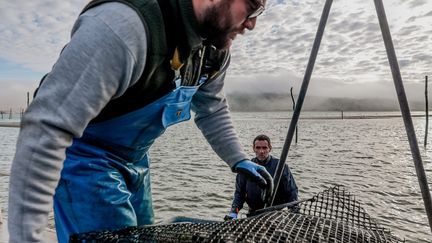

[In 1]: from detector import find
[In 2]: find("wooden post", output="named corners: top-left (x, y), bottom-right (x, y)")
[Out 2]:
top-left (9, 108), bottom-right (12, 119)
top-left (341, 110), bottom-right (344, 119)
top-left (290, 87), bottom-right (298, 144)
top-left (425, 75), bottom-right (429, 147)
top-left (27, 92), bottom-right (30, 108)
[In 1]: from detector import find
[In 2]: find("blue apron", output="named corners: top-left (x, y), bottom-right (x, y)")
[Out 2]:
top-left (53, 77), bottom-right (206, 242)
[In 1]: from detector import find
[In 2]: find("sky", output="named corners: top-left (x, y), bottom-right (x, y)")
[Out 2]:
top-left (1, 0), bottom-right (432, 110)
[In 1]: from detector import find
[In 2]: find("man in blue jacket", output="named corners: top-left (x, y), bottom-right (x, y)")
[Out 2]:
top-left (8, 0), bottom-right (272, 242)
top-left (228, 134), bottom-right (298, 218)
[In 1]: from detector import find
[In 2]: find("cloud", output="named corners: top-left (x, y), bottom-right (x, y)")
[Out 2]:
top-left (235, 0), bottom-right (431, 93)
top-left (1, 0), bottom-right (431, 110)
top-left (0, 0), bottom-right (88, 72)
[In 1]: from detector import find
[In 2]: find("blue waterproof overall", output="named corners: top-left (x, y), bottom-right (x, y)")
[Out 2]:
top-left (54, 77), bottom-right (206, 242)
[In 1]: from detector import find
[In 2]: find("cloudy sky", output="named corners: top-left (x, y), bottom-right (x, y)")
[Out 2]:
top-left (1, 0), bottom-right (431, 110)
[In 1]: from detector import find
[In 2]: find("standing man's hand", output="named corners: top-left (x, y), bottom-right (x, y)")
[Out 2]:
top-left (224, 212), bottom-right (238, 221)
top-left (234, 160), bottom-right (274, 204)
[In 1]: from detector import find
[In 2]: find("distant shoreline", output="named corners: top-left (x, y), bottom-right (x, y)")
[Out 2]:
top-left (0, 114), bottom-right (428, 128)
top-left (0, 122), bottom-right (20, 128)
top-left (299, 114), bottom-right (427, 120)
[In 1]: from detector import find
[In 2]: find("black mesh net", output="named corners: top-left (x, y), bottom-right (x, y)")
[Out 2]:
top-left (70, 186), bottom-right (404, 242)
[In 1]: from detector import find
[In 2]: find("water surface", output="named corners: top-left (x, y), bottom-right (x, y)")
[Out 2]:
top-left (0, 111), bottom-right (431, 242)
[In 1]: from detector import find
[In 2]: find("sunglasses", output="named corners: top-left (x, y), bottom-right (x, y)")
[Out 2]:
top-left (247, 0), bottom-right (265, 19)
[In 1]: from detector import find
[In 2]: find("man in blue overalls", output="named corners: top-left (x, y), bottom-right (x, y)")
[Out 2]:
top-left (8, 0), bottom-right (271, 242)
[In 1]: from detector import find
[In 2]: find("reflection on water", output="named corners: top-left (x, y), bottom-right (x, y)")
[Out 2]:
top-left (1, 112), bottom-right (431, 242)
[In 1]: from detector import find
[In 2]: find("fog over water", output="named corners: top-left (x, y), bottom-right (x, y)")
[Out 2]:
top-left (226, 93), bottom-right (427, 112)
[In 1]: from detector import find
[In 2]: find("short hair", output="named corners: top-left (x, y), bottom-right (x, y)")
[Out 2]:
top-left (253, 134), bottom-right (271, 147)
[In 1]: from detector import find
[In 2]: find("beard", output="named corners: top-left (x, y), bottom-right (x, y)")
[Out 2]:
top-left (200, 0), bottom-right (234, 49)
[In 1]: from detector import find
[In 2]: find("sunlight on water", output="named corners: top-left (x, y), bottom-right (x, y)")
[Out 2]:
top-left (0, 112), bottom-right (431, 242)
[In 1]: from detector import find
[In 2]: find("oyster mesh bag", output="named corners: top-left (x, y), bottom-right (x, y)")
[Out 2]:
top-left (70, 185), bottom-right (403, 242)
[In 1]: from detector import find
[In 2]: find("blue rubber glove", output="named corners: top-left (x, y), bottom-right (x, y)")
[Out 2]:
top-left (229, 212), bottom-right (237, 219)
top-left (234, 160), bottom-right (274, 205)
top-left (223, 212), bottom-right (238, 221)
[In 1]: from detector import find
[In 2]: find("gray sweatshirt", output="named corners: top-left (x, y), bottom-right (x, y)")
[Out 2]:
top-left (8, 3), bottom-right (248, 242)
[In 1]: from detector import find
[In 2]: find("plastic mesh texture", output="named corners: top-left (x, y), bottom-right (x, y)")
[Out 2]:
top-left (70, 186), bottom-right (404, 242)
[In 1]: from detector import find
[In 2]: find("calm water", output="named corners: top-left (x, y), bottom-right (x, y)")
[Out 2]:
top-left (0, 111), bottom-right (431, 242)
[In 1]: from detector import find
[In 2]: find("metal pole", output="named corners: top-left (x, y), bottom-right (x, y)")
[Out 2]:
top-left (248, 198), bottom-right (312, 217)
top-left (374, 0), bottom-right (432, 233)
top-left (269, 0), bottom-right (333, 207)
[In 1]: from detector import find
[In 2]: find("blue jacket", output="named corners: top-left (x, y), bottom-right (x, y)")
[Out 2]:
top-left (231, 155), bottom-right (298, 213)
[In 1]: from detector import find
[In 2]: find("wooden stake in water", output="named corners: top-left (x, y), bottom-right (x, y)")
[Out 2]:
top-left (425, 75), bottom-right (429, 147)
top-left (290, 87), bottom-right (298, 144)
top-left (374, 0), bottom-right (432, 233)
